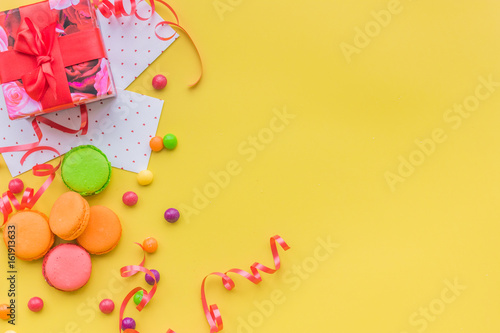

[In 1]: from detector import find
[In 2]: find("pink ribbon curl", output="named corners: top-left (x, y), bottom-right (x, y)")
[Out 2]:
top-left (92, 0), bottom-right (203, 86)
top-left (118, 243), bottom-right (158, 333)
top-left (0, 146), bottom-right (61, 225)
top-left (117, 236), bottom-right (289, 333)
top-left (201, 235), bottom-right (290, 333)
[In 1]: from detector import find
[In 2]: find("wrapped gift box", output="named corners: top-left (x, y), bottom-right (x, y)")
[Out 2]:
top-left (0, 0), bottom-right (116, 120)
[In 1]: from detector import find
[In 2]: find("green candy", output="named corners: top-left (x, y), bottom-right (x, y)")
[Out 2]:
top-left (133, 290), bottom-right (144, 305)
top-left (163, 134), bottom-right (178, 150)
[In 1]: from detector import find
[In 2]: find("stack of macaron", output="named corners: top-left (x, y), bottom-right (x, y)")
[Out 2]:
top-left (2, 190), bottom-right (122, 292)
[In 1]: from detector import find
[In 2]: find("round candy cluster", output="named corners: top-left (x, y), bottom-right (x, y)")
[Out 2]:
top-left (149, 133), bottom-right (178, 152)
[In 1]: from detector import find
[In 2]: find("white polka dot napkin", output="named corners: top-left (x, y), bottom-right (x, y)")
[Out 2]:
top-left (1, 90), bottom-right (163, 175)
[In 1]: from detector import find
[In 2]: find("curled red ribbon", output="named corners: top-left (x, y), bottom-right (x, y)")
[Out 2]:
top-left (201, 235), bottom-right (290, 333)
top-left (0, 146), bottom-right (61, 225)
top-left (116, 236), bottom-right (289, 333)
top-left (92, 0), bottom-right (203, 86)
top-left (0, 105), bottom-right (88, 155)
top-left (118, 243), bottom-right (158, 333)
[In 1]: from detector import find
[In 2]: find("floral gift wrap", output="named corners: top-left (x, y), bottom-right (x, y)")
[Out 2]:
top-left (0, 0), bottom-right (116, 120)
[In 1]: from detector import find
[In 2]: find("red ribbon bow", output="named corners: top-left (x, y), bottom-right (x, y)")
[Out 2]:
top-left (14, 18), bottom-right (58, 102)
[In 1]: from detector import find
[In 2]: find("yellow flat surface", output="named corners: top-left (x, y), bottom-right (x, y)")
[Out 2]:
top-left (2, 0), bottom-right (500, 332)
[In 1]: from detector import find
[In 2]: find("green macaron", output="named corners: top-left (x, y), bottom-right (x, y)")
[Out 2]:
top-left (61, 145), bottom-right (112, 196)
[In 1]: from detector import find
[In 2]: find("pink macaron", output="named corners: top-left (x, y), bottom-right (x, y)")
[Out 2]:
top-left (42, 244), bottom-right (92, 292)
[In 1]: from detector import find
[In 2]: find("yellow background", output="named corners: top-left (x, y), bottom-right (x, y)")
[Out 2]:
top-left (1, 0), bottom-right (500, 332)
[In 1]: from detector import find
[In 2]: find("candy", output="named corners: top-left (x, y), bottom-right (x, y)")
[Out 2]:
top-left (149, 136), bottom-right (164, 152)
top-left (145, 269), bottom-right (160, 285)
top-left (137, 170), bottom-right (153, 186)
top-left (143, 237), bottom-right (158, 253)
top-left (122, 317), bottom-right (136, 330)
top-left (133, 290), bottom-right (144, 305)
top-left (0, 304), bottom-right (9, 320)
top-left (122, 191), bottom-right (138, 206)
top-left (27, 297), bottom-right (44, 312)
top-left (162, 134), bottom-right (178, 150)
top-left (99, 299), bottom-right (115, 314)
top-left (8, 178), bottom-right (24, 194)
top-left (152, 74), bottom-right (167, 90)
top-left (164, 208), bottom-right (180, 223)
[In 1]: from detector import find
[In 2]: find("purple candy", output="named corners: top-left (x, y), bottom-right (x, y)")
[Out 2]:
top-left (164, 208), bottom-right (180, 223)
top-left (145, 269), bottom-right (160, 285)
top-left (122, 317), bottom-right (136, 330)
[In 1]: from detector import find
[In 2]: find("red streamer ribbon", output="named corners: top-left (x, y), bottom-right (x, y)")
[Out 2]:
top-left (115, 236), bottom-right (289, 333)
top-left (118, 243), bottom-right (158, 333)
top-left (0, 105), bottom-right (88, 154)
top-left (36, 104), bottom-right (89, 135)
top-left (92, 0), bottom-right (203, 86)
top-left (0, 146), bottom-right (61, 225)
top-left (201, 235), bottom-right (290, 333)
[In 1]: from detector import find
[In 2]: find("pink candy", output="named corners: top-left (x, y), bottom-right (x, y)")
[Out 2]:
top-left (8, 178), bottom-right (24, 194)
top-left (28, 297), bottom-right (44, 312)
top-left (99, 299), bottom-right (115, 314)
top-left (152, 75), bottom-right (167, 90)
top-left (122, 191), bottom-right (138, 206)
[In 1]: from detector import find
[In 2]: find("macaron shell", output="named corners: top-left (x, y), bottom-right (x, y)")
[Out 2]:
top-left (2, 211), bottom-right (54, 261)
top-left (61, 145), bottom-right (111, 196)
top-left (42, 244), bottom-right (92, 292)
top-left (77, 206), bottom-right (122, 255)
top-left (49, 192), bottom-right (90, 240)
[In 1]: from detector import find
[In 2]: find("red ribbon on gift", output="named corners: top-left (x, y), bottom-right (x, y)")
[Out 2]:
top-left (15, 18), bottom-right (58, 102)
top-left (0, 1), bottom-right (107, 108)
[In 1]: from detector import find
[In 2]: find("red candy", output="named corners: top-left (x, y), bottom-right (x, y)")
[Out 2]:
top-left (152, 75), bottom-right (167, 90)
top-left (122, 191), bottom-right (138, 206)
top-left (99, 299), bottom-right (115, 314)
top-left (28, 297), bottom-right (44, 312)
top-left (8, 178), bottom-right (24, 194)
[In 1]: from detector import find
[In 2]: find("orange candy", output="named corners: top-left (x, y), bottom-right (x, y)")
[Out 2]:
top-left (143, 237), bottom-right (158, 253)
top-left (149, 136), bottom-right (164, 152)
top-left (0, 303), bottom-right (10, 320)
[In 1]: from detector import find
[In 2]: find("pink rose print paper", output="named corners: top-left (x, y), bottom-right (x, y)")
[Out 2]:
top-left (0, 0), bottom-right (116, 120)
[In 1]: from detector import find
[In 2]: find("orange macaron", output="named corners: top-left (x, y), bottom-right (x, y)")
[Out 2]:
top-left (49, 192), bottom-right (90, 240)
top-left (77, 206), bottom-right (122, 255)
top-left (2, 211), bottom-right (54, 261)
